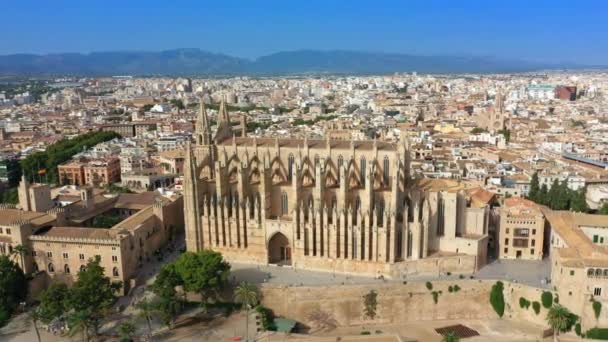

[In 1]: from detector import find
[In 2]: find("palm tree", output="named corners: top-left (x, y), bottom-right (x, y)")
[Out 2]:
top-left (11, 244), bottom-right (28, 272)
top-left (136, 298), bottom-right (156, 339)
top-left (442, 332), bottom-right (460, 342)
top-left (546, 304), bottom-right (572, 342)
top-left (117, 320), bottom-right (137, 342)
top-left (234, 282), bottom-right (259, 342)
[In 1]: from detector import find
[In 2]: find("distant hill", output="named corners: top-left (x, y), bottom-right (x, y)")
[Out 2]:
top-left (0, 48), bottom-right (587, 76)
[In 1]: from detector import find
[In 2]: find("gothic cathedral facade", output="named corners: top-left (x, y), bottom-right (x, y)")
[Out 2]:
top-left (184, 100), bottom-right (490, 278)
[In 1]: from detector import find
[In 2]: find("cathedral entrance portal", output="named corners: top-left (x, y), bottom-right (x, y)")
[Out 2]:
top-left (268, 232), bottom-right (291, 265)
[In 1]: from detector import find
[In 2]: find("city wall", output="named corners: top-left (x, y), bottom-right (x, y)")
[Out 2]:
top-left (260, 280), bottom-right (569, 329)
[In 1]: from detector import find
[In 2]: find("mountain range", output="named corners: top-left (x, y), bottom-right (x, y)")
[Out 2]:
top-left (0, 48), bottom-right (592, 76)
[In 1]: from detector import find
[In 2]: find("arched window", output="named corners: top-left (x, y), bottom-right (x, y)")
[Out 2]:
top-left (383, 156), bottom-right (390, 185)
top-left (281, 192), bottom-right (289, 216)
top-left (64, 264), bottom-right (70, 274)
top-left (288, 154), bottom-right (295, 181)
top-left (377, 199), bottom-right (385, 227)
top-left (80, 265), bottom-right (86, 272)
top-left (360, 157), bottom-right (366, 186)
top-left (588, 268), bottom-right (596, 277)
top-left (604, 269), bottom-right (608, 277)
top-left (33, 262), bottom-right (39, 272)
top-left (337, 155), bottom-right (343, 182)
top-left (113, 267), bottom-right (119, 277)
top-left (596, 269), bottom-right (603, 277)
top-left (48, 263), bottom-right (55, 273)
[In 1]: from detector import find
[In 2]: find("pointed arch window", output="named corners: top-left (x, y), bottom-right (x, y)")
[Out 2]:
top-left (281, 192), bottom-right (289, 216)
top-left (337, 155), bottom-right (344, 182)
top-left (48, 263), bottom-right (55, 273)
top-left (288, 154), bottom-right (295, 181)
top-left (383, 156), bottom-right (390, 185)
top-left (113, 267), bottom-right (119, 277)
top-left (64, 264), bottom-right (70, 274)
top-left (360, 157), bottom-right (366, 186)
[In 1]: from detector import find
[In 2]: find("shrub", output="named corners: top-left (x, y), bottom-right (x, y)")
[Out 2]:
top-left (532, 301), bottom-right (541, 315)
top-left (255, 305), bottom-right (277, 331)
top-left (593, 300), bottom-right (602, 319)
top-left (586, 328), bottom-right (608, 340)
top-left (490, 281), bottom-right (505, 318)
top-left (575, 323), bottom-right (582, 336)
top-left (360, 331), bottom-right (371, 335)
top-left (448, 286), bottom-right (453, 293)
top-left (541, 291), bottom-right (553, 309)
top-left (554, 296), bottom-right (559, 304)
top-left (426, 281), bottom-right (433, 290)
top-left (432, 291), bottom-right (440, 304)
top-left (459, 274), bottom-right (465, 279)
top-left (446, 272), bottom-right (452, 276)
top-left (453, 285), bottom-right (461, 292)
top-left (519, 297), bottom-right (531, 309)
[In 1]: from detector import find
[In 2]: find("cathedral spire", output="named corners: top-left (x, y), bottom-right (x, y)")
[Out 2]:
top-left (195, 97), bottom-right (212, 145)
top-left (214, 95), bottom-right (234, 143)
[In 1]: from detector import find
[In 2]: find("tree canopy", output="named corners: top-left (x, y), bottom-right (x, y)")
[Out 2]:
top-left (527, 172), bottom-right (588, 212)
top-left (0, 256), bottom-right (27, 326)
top-left (21, 131), bottom-right (120, 184)
top-left (173, 251), bottom-right (231, 302)
top-left (37, 256), bottom-right (121, 337)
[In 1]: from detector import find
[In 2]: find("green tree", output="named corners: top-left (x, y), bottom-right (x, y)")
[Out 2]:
top-left (539, 184), bottom-right (549, 206)
top-left (528, 172), bottom-right (540, 203)
top-left (67, 309), bottom-right (93, 342)
top-left (0, 255), bottom-right (27, 327)
top-left (546, 305), bottom-right (576, 342)
top-left (38, 282), bottom-right (70, 323)
top-left (547, 179), bottom-right (561, 209)
top-left (234, 282), bottom-right (259, 342)
top-left (67, 256), bottom-right (121, 335)
top-left (442, 332), bottom-right (460, 342)
top-left (173, 251), bottom-right (231, 305)
top-left (117, 320), bottom-right (136, 342)
top-left (541, 291), bottom-right (554, 309)
top-left (0, 188), bottom-right (18, 204)
top-left (155, 296), bottom-right (181, 330)
top-left (489, 281), bottom-right (505, 318)
top-left (136, 298), bottom-right (156, 338)
top-left (570, 187), bottom-right (589, 212)
top-left (599, 203), bottom-right (608, 215)
top-left (151, 264), bottom-right (183, 329)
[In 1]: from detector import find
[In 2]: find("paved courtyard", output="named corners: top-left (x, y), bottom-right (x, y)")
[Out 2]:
top-left (230, 257), bottom-right (552, 288)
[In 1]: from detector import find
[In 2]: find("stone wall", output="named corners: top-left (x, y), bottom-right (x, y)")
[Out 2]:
top-left (259, 280), bottom-right (554, 329)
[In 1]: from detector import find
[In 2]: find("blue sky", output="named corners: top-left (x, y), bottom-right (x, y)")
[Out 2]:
top-left (2, 0), bottom-right (607, 64)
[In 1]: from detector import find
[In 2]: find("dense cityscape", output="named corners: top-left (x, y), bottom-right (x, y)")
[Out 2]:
top-left (2, 1), bottom-right (608, 341)
top-left (0, 72), bottom-right (607, 341)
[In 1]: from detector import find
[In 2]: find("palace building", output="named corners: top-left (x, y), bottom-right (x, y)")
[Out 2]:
top-left (183, 99), bottom-right (494, 278)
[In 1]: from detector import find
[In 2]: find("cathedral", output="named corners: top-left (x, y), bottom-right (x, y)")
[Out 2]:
top-left (183, 100), bottom-right (493, 278)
